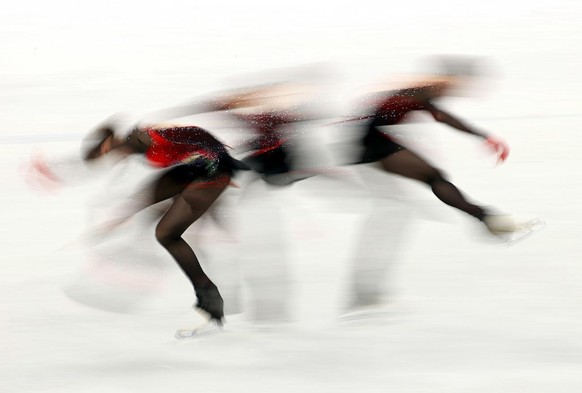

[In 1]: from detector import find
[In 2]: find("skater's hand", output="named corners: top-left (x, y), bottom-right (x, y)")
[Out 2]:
top-left (485, 135), bottom-right (510, 164)
top-left (24, 152), bottom-right (63, 194)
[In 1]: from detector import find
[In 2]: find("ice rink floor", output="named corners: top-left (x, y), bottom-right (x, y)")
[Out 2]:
top-left (2, 115), bottom-right (581, 393)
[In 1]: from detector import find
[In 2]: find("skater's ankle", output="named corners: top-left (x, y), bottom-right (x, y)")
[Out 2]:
top-left (477, 207), bottom-right (498, 222)
top-left (195, 281), bottom-right (217, 291)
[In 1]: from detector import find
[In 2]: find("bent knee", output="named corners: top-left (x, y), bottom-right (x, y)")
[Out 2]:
top-left (422, 169), bottom-right (447, 185)
top-left (155, 225), bottom-right (182, 247)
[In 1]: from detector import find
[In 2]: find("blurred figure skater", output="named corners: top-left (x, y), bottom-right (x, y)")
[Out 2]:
top-left (87, 121), bottom-right (250, 324)
top-left (217, 82), bottom-right (323, 322)
top-left (26, 114), bottom-right (172, 313)
top-left (32, 117), bottom-right (248, 325)
top-left (143, 78), bottom-right (326, 185)
top-left (342, 56), bottom-right (534, 309)
top-left (352, 58), bottom-right (523, 235)
top-left (140, 75), bottom-right (330, 323)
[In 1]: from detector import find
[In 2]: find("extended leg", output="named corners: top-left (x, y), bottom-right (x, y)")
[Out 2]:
top-left (379, 149), bottom-right (486, 220)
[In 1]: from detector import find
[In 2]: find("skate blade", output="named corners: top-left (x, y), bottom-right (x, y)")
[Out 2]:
top-left (175, 319), bottom-right (224, 340)
top-left (499, 218), bottom-right (546, 246)
top-left (337, 305), bottom-right (403, 324)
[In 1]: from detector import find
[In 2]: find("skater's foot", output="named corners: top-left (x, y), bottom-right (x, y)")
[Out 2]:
top-left (346, 292), bottom-right (384, 312)
top-left (482, 214), bottom-right (544, 244)
top-left (175, 318), bottom-right (224, 340)
top-left (482, 214), bottom-right (522, 236)
top-left (194, 284), bottom-right (225, 323)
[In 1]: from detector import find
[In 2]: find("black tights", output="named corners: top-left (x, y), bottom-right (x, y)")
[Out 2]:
top-left (129, 166), bottom-right (228, 290)
top-left (379, 149), bottom-right (486, 220)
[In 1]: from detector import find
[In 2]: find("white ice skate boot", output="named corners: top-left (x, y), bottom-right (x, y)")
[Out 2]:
top-left (482, 214), bottom-right (545, 244)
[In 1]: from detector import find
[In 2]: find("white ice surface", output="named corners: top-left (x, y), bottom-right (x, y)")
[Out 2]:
top-left (2, 1), bottom-right (582, 392)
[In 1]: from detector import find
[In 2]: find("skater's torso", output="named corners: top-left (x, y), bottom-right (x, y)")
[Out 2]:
top-left (369, 86), bottom-right (440, 127)
top-left (232, 109), bottom-right (304, 153)
top-left (126, 125), bottom-right (231, 174)
top-left (357, 85), bottom-right (442, 163)
top-left (231, 109), bottom-right (305, 179)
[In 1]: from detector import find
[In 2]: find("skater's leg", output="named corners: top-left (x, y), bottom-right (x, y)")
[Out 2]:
top-left (122, 166), bottom-right (198, 216)
top-left (349, 202), bottom-right (413, 309)
top-left (378, 150), bottom-right (534, 238)
top-left (379, 150), bottom-right (486, 220)
top-left (155, 179), bottom-right (229, 289)
top-left (183, 191), bottom-right (243, 315)
top-left (237, 174), bottom-right (293, 322)
top-left (102, 166), bottom-right (196, 230)
top-left (155, 178), bottom-right (229, 319)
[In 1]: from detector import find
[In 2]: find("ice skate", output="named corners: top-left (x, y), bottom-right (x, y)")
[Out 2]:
top-left (338, 299), bottom-right (408, 325)
top-left (175, 318), bottom-right (224, 340)
top-left (174, 286), bottom-right (225, 340)
top-left (194, 284), bottom-right (225, 323)
top-left (482, 214), bottom-right (545, 245)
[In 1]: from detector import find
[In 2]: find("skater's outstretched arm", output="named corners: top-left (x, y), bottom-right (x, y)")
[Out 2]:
top-left (426, 103), bottom-right (510, 163)
top-left (426, 103), bottom-right (487, 138)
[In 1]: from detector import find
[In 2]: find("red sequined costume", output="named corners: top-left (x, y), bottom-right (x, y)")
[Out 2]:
top-left (358, 88), bottom-right (439, 163)
top-left (143, 125), bottom-right (237, 179)
top-left (232, 111), bottom-right (303, 183)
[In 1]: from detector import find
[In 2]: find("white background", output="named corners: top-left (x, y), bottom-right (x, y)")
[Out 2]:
top-left (1, 1), bottom-right (582, 392)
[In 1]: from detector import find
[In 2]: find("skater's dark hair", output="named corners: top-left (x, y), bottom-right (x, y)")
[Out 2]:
top-left (419, 54), bottom-right (490, 78)
top-left (82, 126), bottom-right (115, 161)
